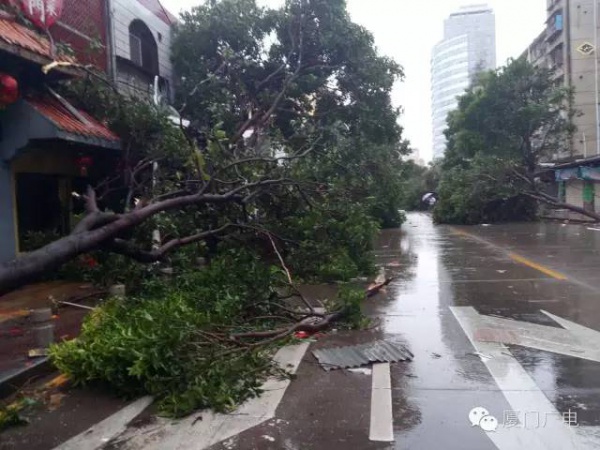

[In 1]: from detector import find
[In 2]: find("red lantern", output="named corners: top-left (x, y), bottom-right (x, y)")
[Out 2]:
top-left (19, 0), bottom-right (64, 30)
top-left (0, 74), bottom-right (18, 107)
top-left (76, 155), bottom-right (93, 176)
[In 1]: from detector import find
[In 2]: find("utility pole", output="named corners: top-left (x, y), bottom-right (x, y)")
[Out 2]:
top-left (594, 0), bottom-right (600, 154)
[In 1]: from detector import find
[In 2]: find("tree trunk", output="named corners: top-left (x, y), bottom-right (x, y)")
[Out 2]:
top-left (0, 229), bottom-right (114, 295)
top-left (525, 192), bottom-right (600, 222)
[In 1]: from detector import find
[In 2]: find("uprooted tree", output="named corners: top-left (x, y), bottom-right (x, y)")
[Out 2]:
top-left (434, 57), bottom-right (595, 225)
top-left (0, 0), bottom-right (409, 294)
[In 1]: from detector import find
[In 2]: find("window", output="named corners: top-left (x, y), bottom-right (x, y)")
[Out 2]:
top-left (128, 20), bottom-right (159, 74)
top-left (129, 33), bottom-right (142, 66)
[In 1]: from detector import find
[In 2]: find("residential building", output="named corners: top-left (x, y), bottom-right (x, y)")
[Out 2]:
top-left (431, 4), bottom-right (496, 159)
top-left (108, 0), bottom-right (176, 103)
top-left (0, 0), bottom-right (178, 264)
top-left (0, 7), bottom-right (120, 263)
top-left (3, 0), bottom-right (176, 100)
top-left (525, 0), bottom-right (600, 219)
top-left (51, 0), bottom-right (110, 71)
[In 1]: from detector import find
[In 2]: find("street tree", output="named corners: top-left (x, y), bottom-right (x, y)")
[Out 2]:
top-left (0, 0), bottom-right (408, 293)
top-left (434, 57), bottom-right (595, 224)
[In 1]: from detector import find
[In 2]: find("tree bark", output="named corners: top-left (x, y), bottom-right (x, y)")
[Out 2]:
top-left (511, 168), bottom-right (600, 222)
top-left (0, 180), bottom-right (286, 295)
top-left (524, 192), bottom-right (600, 222)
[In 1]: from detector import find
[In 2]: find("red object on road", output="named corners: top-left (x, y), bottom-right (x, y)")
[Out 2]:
top-left (294, 331), bottom-right (310, 339)
top-left (19, 0), bottom-right (64, 29)
top-left (8, 327), bottom-right (24, 337)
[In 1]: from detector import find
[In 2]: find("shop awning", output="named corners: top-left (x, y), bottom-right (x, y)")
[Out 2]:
top-left (555, 166), bottom-right (600, 182)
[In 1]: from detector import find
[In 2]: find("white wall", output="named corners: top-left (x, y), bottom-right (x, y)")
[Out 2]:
top-left (566, 179), bottom-right (584, 208)
top-left (111, 0), bottom-right (173, 85)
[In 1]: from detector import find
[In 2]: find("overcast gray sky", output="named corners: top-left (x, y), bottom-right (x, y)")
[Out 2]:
top-left (161, 0), bottom-right (547, 162)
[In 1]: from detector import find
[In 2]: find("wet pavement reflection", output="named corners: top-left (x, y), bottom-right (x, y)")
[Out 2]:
top-left (371, 213), bottom-right (600, 449)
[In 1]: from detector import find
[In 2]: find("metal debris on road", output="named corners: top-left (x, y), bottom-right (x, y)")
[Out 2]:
top-left (312, 340), bottom-right (413, 371)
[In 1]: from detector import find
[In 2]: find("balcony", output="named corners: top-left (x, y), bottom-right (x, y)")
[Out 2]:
top-left (546, 12), bottom-right (564, 42)
top-left (552, 64), bottom-right (565, 80)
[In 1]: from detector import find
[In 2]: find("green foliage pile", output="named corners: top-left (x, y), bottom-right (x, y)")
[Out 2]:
top-left (50, 250), bottom-right (367, 417)
top-left (434, 57), bottom-right (573, 224)
top-left (434, 155), bottom-right (536, 224)
top-left (51, 251), bottom-right (277, 417)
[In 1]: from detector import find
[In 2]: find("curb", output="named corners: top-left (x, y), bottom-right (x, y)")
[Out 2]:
top-left (0, 357), bottom-right (53, 399)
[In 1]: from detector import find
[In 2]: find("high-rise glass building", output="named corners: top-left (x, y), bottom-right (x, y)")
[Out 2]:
top-left (431, 4), bottom-right (496, 159)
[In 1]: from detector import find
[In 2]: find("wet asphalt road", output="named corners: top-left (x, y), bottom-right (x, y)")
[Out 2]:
top-left (376, 213), bottom-right (600, 449)
top-left (215, 213), bottom-right (600, 449)
top-left (6, 213), bottom-right (600, 450)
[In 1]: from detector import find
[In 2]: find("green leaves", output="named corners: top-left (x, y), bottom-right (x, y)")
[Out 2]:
top-left (437, 57), bottom-right (572, 224)
top-left (49, 250), bottom-right (281, 418)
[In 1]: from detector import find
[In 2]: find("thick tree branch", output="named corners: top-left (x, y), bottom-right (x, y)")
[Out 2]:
top-left (0, 178), bottom-right (293, 294)
top-left (107, 224), bottom-right (233, 263)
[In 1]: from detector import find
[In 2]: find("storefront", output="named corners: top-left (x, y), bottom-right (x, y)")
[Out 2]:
top-left (0, 14), bottom-right (120, 263)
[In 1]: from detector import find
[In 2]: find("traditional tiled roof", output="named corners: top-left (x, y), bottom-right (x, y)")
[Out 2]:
top-left (27, 95), bottom-right (119, 144)
top-left (0, 13), bottom-right (76, 65)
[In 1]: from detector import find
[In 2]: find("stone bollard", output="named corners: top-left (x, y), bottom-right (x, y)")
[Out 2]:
top-left (30, 308), bottom-right (55, 349)
top-left (108, 284), bottom-right (126, 299)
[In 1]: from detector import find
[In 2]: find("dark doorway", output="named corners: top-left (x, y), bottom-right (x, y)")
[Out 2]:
top-left (16, 174), bottom-right (69, 250)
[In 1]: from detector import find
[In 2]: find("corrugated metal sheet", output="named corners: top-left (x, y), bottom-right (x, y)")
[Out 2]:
top-left (27, 95), bottom-right (119, 143)
top-left (0, 15), bottom-right (75, 63)
top-left (312, 340), bottom-right (413, 371)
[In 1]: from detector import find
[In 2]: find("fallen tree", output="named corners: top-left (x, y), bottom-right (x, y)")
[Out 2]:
top-left (0, 0), bottom-right (409, 294)
top-left (435, 57), bottom-right (598, 224)
top-left (49, 243), bottom-right (393, 417)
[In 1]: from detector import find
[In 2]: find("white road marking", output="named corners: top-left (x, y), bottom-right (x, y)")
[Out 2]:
top-left (105, 343), bottom-right (309, 450)
top-left (369, 362), bottom-right (394, 442)
top-left (458, 307), bottom-right (600, 363)
top-left (451, 307), bottom-right (586, 450)
top-left (53, 396), bottom-right (154, 450)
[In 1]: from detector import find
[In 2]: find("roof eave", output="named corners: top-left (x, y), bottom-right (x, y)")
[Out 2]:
top-left (55, 130), bottom-right (121, 150)
top-left (0, 41), bottom-right (81, 77)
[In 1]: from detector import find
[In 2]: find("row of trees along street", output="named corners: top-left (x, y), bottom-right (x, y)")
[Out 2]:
top-left (0, 0), bottom-right (411, 418)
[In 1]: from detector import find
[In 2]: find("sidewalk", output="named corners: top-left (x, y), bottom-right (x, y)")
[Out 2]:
top-left (0, 281), bottom-right (101, 395)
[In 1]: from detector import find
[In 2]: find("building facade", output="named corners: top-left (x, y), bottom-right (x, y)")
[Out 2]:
top-left (0, 0), bottom-right (176, 264)
top-left (109, 0), bottom-right (176, 103)
top-left (431, 4), bottom-right (496, 159)
top-left (525, 0), bottom-right (600, 219)
top-left (0, 7), bottom-right (120, 263)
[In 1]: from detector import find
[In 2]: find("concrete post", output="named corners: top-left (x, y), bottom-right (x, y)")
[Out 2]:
top-left (0, 162), bottom-right (17, 264)
top-left (30, 308), bottom-right (55, 348)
